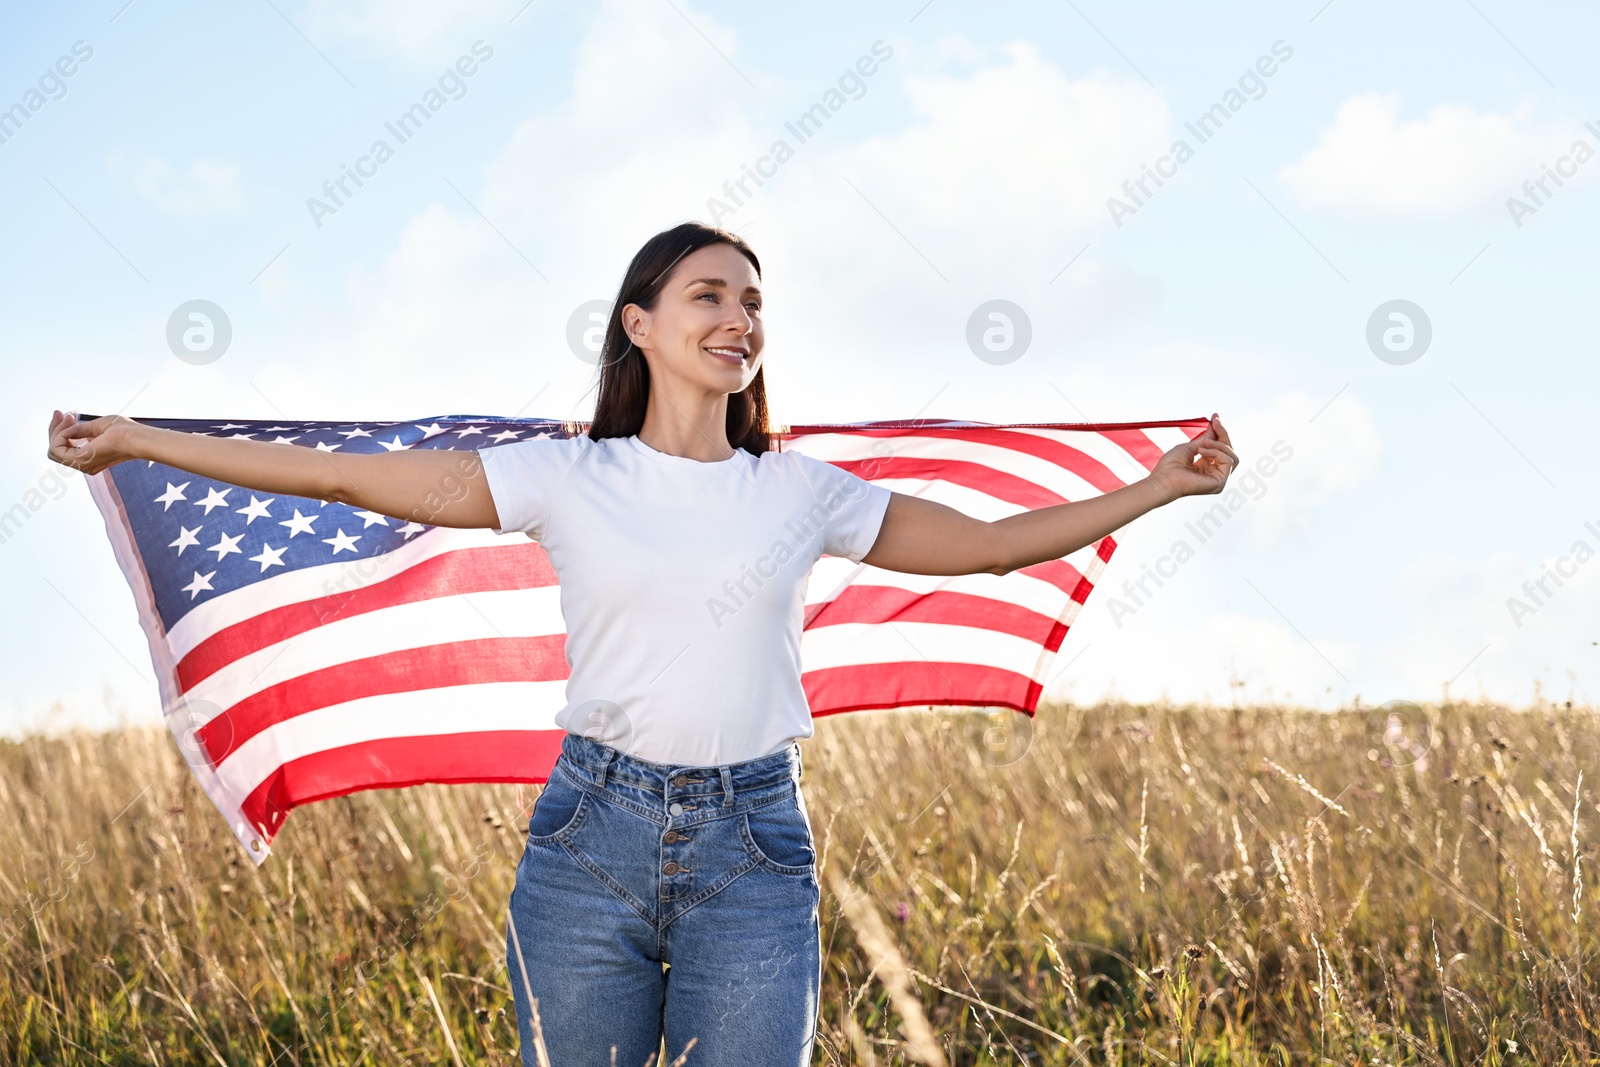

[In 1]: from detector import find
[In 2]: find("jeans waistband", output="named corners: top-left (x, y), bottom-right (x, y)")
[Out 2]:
top-left (557, 732), bottom-right (803, 803)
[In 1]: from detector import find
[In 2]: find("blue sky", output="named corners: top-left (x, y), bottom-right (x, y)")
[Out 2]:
top-left (4, 0), bottom-right (1597, 736)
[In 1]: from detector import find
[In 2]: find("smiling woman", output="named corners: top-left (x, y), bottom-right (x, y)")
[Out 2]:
top-left (46, 218), bottom-right (1235, 1067)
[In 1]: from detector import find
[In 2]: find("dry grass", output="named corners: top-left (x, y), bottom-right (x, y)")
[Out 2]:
top-left (2, 697), bottom-right (1597, 1065)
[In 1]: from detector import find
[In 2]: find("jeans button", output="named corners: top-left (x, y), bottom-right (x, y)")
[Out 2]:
top-left (663, 861), bottom-right (681, 874)
top-left (669, 802), bottom-right (683, 816)
top-left (672, 774), bottom-right (688, 787)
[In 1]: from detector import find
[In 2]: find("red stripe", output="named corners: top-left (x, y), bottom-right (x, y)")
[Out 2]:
top-left (199, 636), bottom-right (568, 762)
top-left (832, 454), bottom-right (1072, 509)
top-left (178, 543), bottom-right (556, 691)
top-left (808, 426), bottom-right (1132, 495)
top-left (802, 585), bottom-right (1064, 642)
top-left (803, 660), bottom-right (1042, 716)
top-left (1096, 427), bottom-right (1167, 471)
top-left (240, 729), bottom-right (565, 844)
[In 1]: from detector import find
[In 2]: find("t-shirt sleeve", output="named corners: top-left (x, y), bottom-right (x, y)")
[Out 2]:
top-left (476, 434), bottom-right (584, 540)
top-left (794, 452), bottom-right (893, 564)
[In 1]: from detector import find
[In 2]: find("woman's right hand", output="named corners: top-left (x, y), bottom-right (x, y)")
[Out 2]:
top-left (47, 410), bottom-right (141, 475)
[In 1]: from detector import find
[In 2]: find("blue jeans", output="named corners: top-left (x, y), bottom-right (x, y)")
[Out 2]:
top-left (505, 732), bottom-right (821, 1065)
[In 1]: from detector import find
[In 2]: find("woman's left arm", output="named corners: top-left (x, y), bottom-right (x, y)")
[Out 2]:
top-left (860, 414), bottom-right (1239, 577)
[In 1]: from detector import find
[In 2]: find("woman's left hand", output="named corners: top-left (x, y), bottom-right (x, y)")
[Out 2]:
top-left (1149, 413), bottom-right (1238, 500)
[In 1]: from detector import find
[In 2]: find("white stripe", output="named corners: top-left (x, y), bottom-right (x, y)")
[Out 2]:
top-left (183, 587), bottom-right (565, 714)
top-left (860, 471), bottom-right (1104, 525)
top-left (1144, 425), bottom-right (1196, 453)
top-left (165, 526), bottom-right (524, 660)
top-left (213, 680), bottom-right (566, 801)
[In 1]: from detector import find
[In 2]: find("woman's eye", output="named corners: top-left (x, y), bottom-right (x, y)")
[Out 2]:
top-left (746, 302), bottom-right (762, 312)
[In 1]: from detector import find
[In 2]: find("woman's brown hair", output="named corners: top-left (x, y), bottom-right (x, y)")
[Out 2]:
top-left (585, 221), bottom-right (775, 456)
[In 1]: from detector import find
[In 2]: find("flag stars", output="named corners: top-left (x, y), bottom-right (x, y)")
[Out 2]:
top-left (193, 487), bottom-right (233, 514)
top-left (323, 528), bottom-right (361, 554)
top-left (169, 525), bottom-right (201, 555)
top-left (227, 432), bottom-right (256, 441)
top-left (378, 435), bottom-right (412, 451)
top-left (337, 427), bottom-right (373, 439)
top-left (351, 510), bottom-right (390, 528)
top-left (154, 482), bottom-right (190, 510)
top-left (207, 531), bottom-right (245, 561)
top-left (314, 441), bottom-right (343, 452)
top-left (397, 521), bottom-right (427, 539)
top-left (248, 543), bottom-right (288, 572)
top-left (181, 570), bottom-right (217, 599)
top-left (418, 423), bottom-right (447, 438)
top-left (217, 423), bottom-right (247, 430)
top-left (452, 425), bottom-right (487, 438)
top-left (487, 429), bottom-right (523, 443)
top-left (262, 426), bottom-right (294, 433)
top-left (279, 509), bottom-right (318, 537)
top-left (270, 435), bottom-right (301, 444)
top-left (236, 496), bottom-right (274, 523)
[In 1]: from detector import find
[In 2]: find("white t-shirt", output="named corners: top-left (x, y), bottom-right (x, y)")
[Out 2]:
top-left (477, 431), bottom-right (893, 767)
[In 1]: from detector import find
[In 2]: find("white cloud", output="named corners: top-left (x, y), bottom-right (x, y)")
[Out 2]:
top-left (1380, 539), bottom-right (1600, 706)
top-left (846, 39), bottom-right (1168, 236)
top-left (1053, 608), bottom-right (1359, 709)
top-left (999, 341), bottom-right (1381, 550)
top-left (1048, 489), bottom-right (1600, 714)
top-left (253, 204), bottom-right (593, 423)
top-left (297, 0), bottom-right (504, 59)
top-left (257, 1), bottom-right (1176, 424)
top-left (1278, 92), bottom-right (1592, 217)
top-left (115, 152), bottom-right (245, 214)
top-left (1229, 387), bottom-right (1381, 549)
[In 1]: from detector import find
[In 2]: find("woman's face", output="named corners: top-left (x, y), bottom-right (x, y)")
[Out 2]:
top-left (622, 242), bottom-right (764, 394)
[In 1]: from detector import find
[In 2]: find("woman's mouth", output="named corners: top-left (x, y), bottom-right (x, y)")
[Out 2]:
top-left (705, 346), bottom-right (748, 365)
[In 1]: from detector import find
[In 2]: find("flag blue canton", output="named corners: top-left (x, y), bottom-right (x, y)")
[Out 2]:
top-left (96, 415), bottom-right (568, 630)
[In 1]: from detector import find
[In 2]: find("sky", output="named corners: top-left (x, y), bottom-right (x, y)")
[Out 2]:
top-left (3, 0), bottom-right (1597, 738)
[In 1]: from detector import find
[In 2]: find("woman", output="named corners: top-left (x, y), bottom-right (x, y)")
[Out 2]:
top-left (47, 221), bottom-right (1236, 1065)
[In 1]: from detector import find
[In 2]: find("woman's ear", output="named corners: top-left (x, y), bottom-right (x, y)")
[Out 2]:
top-left (621, 305), bottom-right (646, 344)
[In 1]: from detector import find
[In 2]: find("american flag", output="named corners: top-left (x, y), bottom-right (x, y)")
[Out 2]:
top-left (84, 414), bottom-right (1209, 864)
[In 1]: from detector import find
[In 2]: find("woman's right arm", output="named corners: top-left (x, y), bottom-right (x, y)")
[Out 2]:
top-left (46, 410), bottom-right (502, 531)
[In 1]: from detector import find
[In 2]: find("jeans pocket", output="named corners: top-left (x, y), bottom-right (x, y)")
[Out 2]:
top-left (742, 791), bottom-right (816, 875)
top-left (526, 766), bottom-right (589, 845)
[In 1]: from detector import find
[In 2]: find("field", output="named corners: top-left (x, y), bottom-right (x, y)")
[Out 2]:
top-left (2, 698), bottom-right (1597, 1065)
